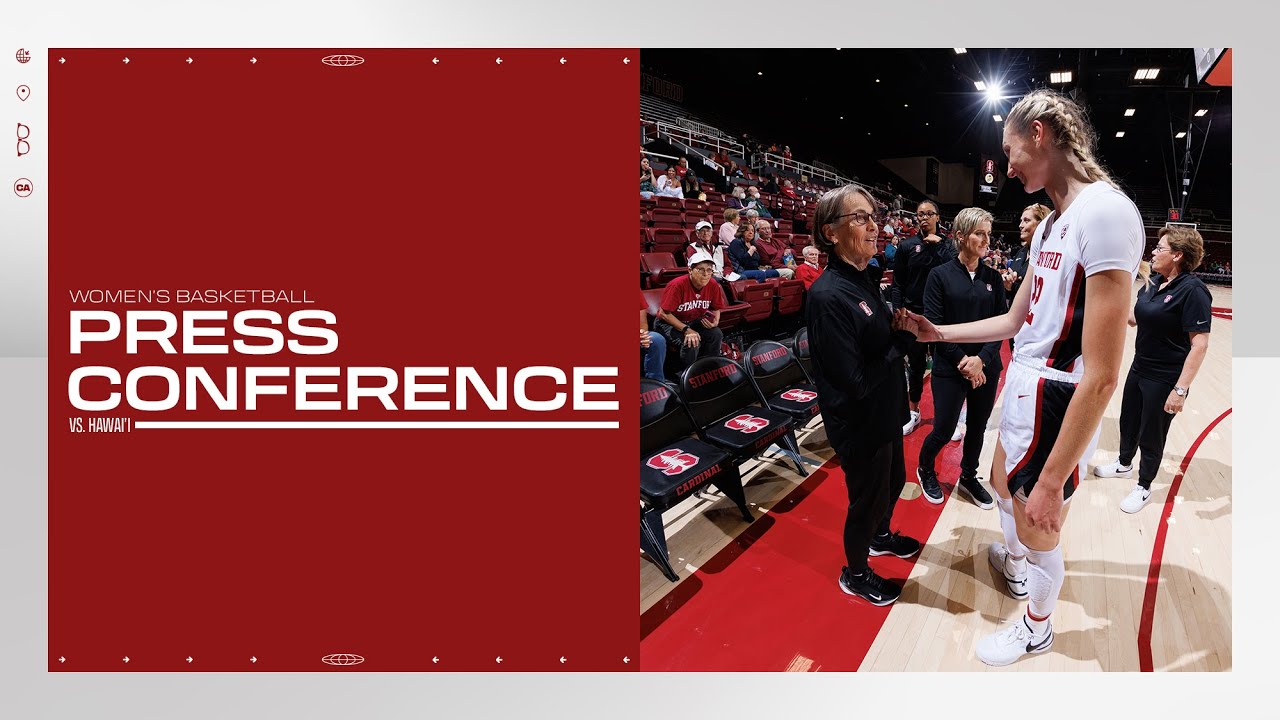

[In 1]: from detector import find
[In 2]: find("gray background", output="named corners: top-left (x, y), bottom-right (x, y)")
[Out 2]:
top-left (2, 1), bottom-right (1264, 717)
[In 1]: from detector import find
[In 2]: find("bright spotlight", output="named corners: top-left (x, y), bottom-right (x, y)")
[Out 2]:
top-left (984, 85), bottom-right (1002, 103)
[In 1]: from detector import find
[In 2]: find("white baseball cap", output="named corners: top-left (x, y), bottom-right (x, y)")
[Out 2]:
top-left (694, 220), bottom-right (714, 231)
top-left (688, 250), bottom-right (716, 267)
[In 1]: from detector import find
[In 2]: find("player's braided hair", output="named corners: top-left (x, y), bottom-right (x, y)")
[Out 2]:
top-left (1007, 90), bottom-right (1118, 190)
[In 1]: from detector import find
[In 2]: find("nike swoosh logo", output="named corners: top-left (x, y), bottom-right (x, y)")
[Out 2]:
top-left (1026, 634), bottom-right (1053, 652)
top-left (1197, 320), bottom-right (1207, 324)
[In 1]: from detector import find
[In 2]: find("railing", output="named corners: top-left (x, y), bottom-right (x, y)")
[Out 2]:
top-left (760, 152), bottom-right (888, 201)
top-left (650, 120), bottom-right (745, 159)
top-left (676, 117), bottom-right (729, 141)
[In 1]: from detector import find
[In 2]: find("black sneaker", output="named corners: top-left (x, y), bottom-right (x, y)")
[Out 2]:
top-left (958, 473), bottom-right (994, 510)
top-left (918, 467), bottom-right (944, 505)
top-left (838, 566), bottom-right (902, 606)
top-left (869, 531), bottom-right (921, 558)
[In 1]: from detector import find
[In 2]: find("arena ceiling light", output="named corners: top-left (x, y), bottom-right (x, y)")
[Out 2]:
top-left (993, 114), bottom-right (1003, 122)
top-left (1124, 108), bottom-right (1136, 116)
top-left (1195, 108), bottom-right (1208, 116)
top-left (974, 80), bottom-right (986, 90)
top-left (1049, 70), bottom-right (1072, 83)
top-left (1115, 131), bottom-right (1125, 138)
top-left (954, 48), bottom-right (967, 54)
top-left (984, 84), bottom-right (1003, 103)
top-left (1134, 68), bottom-right (1160, 80)
top-left (1175, 131), bottom-right (1187, 138)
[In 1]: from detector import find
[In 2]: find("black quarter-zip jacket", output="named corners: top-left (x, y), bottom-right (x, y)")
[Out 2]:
top-left (806, 253), bottom-right (915, 454)
top-left (923, 257), bottom-right (1006, 378)
top-left (891, 232), bottom-right (957, 312)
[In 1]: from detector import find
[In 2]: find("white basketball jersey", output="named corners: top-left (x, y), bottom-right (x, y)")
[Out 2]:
top-left (1012, 182), bottom-right (1144, 375)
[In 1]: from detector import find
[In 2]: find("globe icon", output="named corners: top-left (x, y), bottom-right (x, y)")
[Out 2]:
top-left (321, 55), bottom-right (364, 67)
top-left (16, 48), bottom-right (32, 64)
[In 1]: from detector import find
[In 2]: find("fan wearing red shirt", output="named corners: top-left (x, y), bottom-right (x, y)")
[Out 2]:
top-left (795, 245), bottom-right (823, 289)
top-left (654, 251), bottom-right (727, 373)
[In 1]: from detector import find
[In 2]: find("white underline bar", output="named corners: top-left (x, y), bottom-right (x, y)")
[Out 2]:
top-left (134, 421), bottom-right (619, 430)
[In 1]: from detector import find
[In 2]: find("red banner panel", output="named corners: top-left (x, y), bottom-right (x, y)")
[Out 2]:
top-left (49, 49), bottom-right (639, 672)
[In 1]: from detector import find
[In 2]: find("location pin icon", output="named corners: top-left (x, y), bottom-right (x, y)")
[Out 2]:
top-left (16, 85), bottom-right (30, 101)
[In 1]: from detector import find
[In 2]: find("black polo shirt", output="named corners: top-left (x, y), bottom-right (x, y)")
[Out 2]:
top-left (923, 258), bottom-right (1007, 378)
top-left (806, 253), bottom-right (915, 455)
top-left (1007, 243), bottom-right (1031, 303)
top-left (891, 232), bottom-right (956, 312)
top-left (1131, 273), bottom-right (1212, 384)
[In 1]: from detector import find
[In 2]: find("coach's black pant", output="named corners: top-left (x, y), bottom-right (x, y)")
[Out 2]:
top-left (654, 319), bottom-right (723, 374)
top-left (1117, 368), bottom-right (1177, 490)
top-left (905, 339), bottom-right (929, 406)
top-left (839, 434), bottom-right (906, 572)
top-left (918, 372), bottom-right (998, 477)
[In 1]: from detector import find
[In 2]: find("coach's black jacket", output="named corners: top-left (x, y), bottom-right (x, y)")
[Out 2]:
top-left (890, 232), bottom-right (956, 312)
top-left (806, 252), bottom-right (915, 455)
top-left (1007, 243), bottom-right (1031, 304)
top-left (923, 258), bottom-right (1006, 379)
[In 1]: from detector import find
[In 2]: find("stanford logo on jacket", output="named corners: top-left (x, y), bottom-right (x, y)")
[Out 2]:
top-left (725, 414), bottom-right (768, 433)
top-left (781, 389), bottom-right (817, 402)
top-left (858, 301), bottom-right (873, 317)
top-left (646, 448), bottom-right (699, 476)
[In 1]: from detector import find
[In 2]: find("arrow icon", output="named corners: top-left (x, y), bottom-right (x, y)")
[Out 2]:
top-left (186, 57), bottom-right (193, 64)
top-left (559, 57), bottom-right (566, 65)
top-left (58, 57), bottom-right (65, 64)
top-left (495, 656), bottom-right (503, 664)
top-left (58, 656), bottom-right (65, 663)
top-left (123, 656), bottom-right (130, 663)
top-left (432, 57), bottom-right (439, 65)
top-left (559, 656), bottom-right (566, 664)
top-left (122, 57), bottom-right (130, 65)
top-left (251, 57), bottom-right (257, 64)
top-left (623, 656), bottom-right (630, 664)
top-left (495, 57), bottom-right (503, 65)
top-left (623, 57), bottom-right (630, 64)
top-left (250, 656), bottom-right (257, 664)
top-left (432, 656), bottom-right (439, 664)
top-left (186, 656), bottom-right (193, 663)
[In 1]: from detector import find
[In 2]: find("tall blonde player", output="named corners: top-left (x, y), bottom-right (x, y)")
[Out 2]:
top-left (909, 89), bottom-right (1144, 665)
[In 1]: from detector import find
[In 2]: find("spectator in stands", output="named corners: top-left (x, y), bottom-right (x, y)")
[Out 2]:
top-left (689, 221), bottom-right (728, 279)
top-left (807, 183), bottom-right (922, 607)
top-left (655, 166), bottom-right (684, 198)
top-left (654, 251), bottom-right (726, 374)
top-left (754, 220), bottom-right (797, 280)
top-left (796, 245), bottom-right (823, 289)
top-left (728, 223), bottom-right (780, 281)
top-left (763, 174), bottom-right (781, 194)
top-left (726, 186), bottom-right (747, 210)
top-left (640, 158), bottom-right (657, 198)
top-left (746, 187), bottom-right (773, 218)
top-left (719, 208), bottom-right (741, 246)
top-left (782, 179), bottom-right (798, 199)
top-left (884, 235), bottom-right (899, 264)
top-left (727, 159), bottom-right (745, 179)
top-left (680, 169), bottom-right (701, 198)
top-left (783, 145), bottom-right (793, 160)
top-left (712, 149), bottom-right (730, 167)
top-left (641, 293), bottom-right (666, 380)
top-left (892, 199), bottom-right (956, 436)
top-left (1094, 227), bottom-right (1212, 514)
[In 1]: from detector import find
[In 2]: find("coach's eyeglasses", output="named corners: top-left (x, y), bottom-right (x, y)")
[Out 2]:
top-left (1151, 245), bottom-right (1171, 254)
top-left (830, 210), bottom-right (882, 227)
top-left (916, 210), bottom-right (939, 218)
top-left (16, 123), bottom-right (29, 158)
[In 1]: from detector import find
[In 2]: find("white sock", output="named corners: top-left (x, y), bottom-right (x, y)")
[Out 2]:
top-left (1025, 544), bottom-right (1064, 634)
top-left (996, 496), bottom-right (1027, 574)
top-left (958, 404), bottom-right (967, 424)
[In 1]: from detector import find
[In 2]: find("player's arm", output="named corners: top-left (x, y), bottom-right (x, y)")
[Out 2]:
top-left (911, 263), bottom-right (1034, 343)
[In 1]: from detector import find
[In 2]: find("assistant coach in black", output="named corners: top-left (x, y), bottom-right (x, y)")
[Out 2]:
top-left (1094, 226), bottom-right (1213, 514)
top-left (807, 184), bottom-right (922, 607)
top-left (891, 199), bottom-right (956, 436)
top-left (917, 208), bottom-right (1004, 509)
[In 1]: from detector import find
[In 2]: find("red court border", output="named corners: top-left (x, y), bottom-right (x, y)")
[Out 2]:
top-left (1138, 407), bottom-right (1232, 672)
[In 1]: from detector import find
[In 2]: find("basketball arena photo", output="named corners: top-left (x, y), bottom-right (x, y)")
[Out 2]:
top-left (638, 48), bottom-right (1232, 672)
